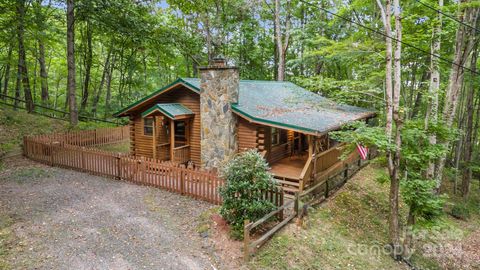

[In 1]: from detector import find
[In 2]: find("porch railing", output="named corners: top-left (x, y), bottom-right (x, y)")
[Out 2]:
top-left (156, 142), bottom-right (170, 160)
top-left (299, 143), bottom-right (347, 190)
top-left (173, 144), bottom-right (190, 164)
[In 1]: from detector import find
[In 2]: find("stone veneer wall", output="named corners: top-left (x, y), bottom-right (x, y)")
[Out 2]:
top-left (199, 65), bottom-right (239, 169)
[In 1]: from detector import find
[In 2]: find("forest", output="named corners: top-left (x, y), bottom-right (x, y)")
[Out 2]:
top-left (1, 0), bottom-right (480, 265)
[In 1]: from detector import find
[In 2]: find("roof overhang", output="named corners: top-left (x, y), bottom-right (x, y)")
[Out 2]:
top-left (232, 104), bottom-right (376, 136)
top-left (141, 103), bottom-right (194, 120)
top-left (114, 78), bottom-right (200, 117)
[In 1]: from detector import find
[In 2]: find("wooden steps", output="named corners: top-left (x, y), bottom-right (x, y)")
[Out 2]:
top-left (273, 174), bottom-right (301, 196)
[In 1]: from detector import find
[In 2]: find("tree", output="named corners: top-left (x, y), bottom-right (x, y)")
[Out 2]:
top-left (461, 42), bottom-right (478, 198)
top-left (376, 0), bottom-right (403, 259)
top-left (2, 45), bottom-right (12, 99)
top-left (33, 0), bottom-right (50, 104)
top-left (91, 46), bottom-right (112, 116)
top-left (274, 0), bottom-right (291, 81)
top-left (16, 0), bottom-right (34, 113)
top-left (80, 22), bottom-right (93, 112)
top-left (424, 0), bottom-right (443, 180)
top-left (435, 3), bottom-right (479, 190)
top-left (67, 0), bottom-right (78, 125)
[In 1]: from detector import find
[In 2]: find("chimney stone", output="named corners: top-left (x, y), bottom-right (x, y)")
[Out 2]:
top-left (199, 60), bottom-right (239, 169)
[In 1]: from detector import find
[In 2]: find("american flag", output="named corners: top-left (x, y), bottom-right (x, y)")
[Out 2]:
top-left (356, 143), bottom-right (368, 160)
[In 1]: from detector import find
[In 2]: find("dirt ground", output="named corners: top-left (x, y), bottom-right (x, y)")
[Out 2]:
top-left (0, 157), bottom-right (233, 270)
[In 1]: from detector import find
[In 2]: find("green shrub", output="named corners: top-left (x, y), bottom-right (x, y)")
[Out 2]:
top-left (219, 149), bottom-right (277, 239)
top-left (450, 203), bottom-right (471, 220)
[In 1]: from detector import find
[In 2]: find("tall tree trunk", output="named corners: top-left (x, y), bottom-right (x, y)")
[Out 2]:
top-left (410, 69), bottom-right (429, 119)
top-left (80, 22), bottom-right (93, 112)
top-left (91, 49), bottom-right (111, 116)
top-left (376, 0), bottom-right (393, 140)
top-left (2, 45), bottom-right (12, 99)
top-left (461, 44), bottom-right (478, 198)
top-left (376, 0), bottom-right (401, 259)
top-left (14, 63), bottom-right (21, 109)
top-left (274, 0), bottom-right (291, 81)
top-left (17, 0), bottom-right (34, 113)
top-left (38, 41), bottom-right (49, 103)
top-left (273, 18), bottom-right (278, 80)
top-left (67, 0), bottom-right (78, 125)
top-left (205, 13), bottom-right (213, 61)
top-left (391, 0), bottom-right (403, 259)
top-left (435, 4), bottom-right (479, 190)
top-left (104, 54), bottom-right (115, 119)
top-left (34, 0), bottom-right (49, 104)
top-left (425, 0), bottom-right (443, 179)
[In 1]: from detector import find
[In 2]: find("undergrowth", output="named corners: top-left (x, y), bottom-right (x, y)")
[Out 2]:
top-left (249, 163), bottom-right (480, 270)
top-left (0, 106), bottom-right (115, 158)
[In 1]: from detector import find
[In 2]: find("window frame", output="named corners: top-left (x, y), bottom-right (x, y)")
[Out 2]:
top-left (271, 127), bottom-right (288, 147)
top-left (143, 117), bottom-right (154, 136)
top-left (174, 121), bottom-right (187, 143)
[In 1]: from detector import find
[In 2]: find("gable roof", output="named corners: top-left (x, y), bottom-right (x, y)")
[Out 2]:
top-left (141, 103), bottom-right (194, 120)
top-left (115, 78), bottom-right (375, 135)
top-left (114, 78), bottom-right (200, 117)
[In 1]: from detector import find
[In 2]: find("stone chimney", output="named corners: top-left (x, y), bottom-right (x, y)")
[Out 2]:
top-left (199, 58), bottom-right (239, 169)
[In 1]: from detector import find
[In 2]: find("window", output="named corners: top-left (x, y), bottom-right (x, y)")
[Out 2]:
top-left (144, 118), bottom-right (154, 136)
top-left (271, 128), bottom-right (279, 145)
top-left (271, 127), bottom-right (288, 146)
top-left (174, 121), bottom-right (186, 143)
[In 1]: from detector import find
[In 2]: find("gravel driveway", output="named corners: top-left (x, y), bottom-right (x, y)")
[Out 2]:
top-left (0, 157), bottom-right (219, 270)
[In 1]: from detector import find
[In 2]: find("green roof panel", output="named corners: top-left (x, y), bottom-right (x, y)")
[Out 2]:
top-left (141, 103), bottom-right (194, 119)
top-left (230, 80), bottom-right (375, 134)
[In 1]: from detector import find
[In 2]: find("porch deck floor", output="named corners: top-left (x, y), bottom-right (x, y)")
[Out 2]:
top-left (270, 154), bottom-right (308, 180)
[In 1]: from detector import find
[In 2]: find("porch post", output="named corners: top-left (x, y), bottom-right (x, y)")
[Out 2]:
top-left (152, 117), bottom-right (157, 159)
top-left (170, 119), bottom-right (175, 161)
top-left (308, 135), bottom-right (313, 157)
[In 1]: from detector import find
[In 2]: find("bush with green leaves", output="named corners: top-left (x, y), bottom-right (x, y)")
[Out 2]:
top-left (331, 120), bottom-right (456, 226)
top-left (219, 149), bottom-right (277, 239)
top-left (450, 203), bottom-right (471, 220)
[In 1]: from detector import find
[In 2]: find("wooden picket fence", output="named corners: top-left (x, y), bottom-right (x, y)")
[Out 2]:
top-left (22, 127), bottom-right (284, 206)
top-left (33, 126), bottom-right (129, 146)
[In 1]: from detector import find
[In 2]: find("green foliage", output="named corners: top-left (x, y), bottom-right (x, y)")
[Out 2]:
top-left (219, 150), bottom-right (277, 239)
top-left (401, 178), bottom-right (446, 223)
top-left (332, 119), bottom-right (456, 226)
top-left (450, 203), bottom-right (471, 220)
top-left (330, 121), bottom-right (392, 153)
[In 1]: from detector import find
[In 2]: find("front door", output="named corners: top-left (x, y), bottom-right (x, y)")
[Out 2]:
top-left (168, 119), bottom-right (191, 164)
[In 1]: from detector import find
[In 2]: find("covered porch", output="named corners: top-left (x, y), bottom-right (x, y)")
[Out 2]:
top-left (142, 103), bottom-right (194, 164)
top-left (268, 131), bottom-right (346, 194)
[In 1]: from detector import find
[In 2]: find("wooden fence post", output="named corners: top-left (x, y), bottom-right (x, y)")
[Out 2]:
top-left (50, 144), bottom-right (54, 166)
top-left (81, 147), bottom-right (86, 171)
top-left (116, 156), bottom-right (121, 180)
top-left (244, 219), bottom-right (251, 262)
top-left (325, 178), bottom-right (329, 198)
top-left (344, 164), bottom-right (349, 179)
top-left (180, 167), bottom-right (185, 195)
top-left (294, 192), bottom-right (299, 216)
top-left (279, 190), bottom-right (284, 220)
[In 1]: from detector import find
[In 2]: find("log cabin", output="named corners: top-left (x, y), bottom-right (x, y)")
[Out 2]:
top-left (114, 58), bottom-right (375, 194)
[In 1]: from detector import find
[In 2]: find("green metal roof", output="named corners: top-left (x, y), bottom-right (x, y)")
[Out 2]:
top-left (231, 80), bottom-right (375, 134)
top-left (141, 103), bottom-right (194, 119)
top-left (116, 77), bottom-right (375, 134)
